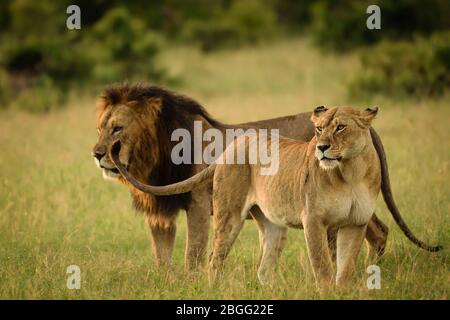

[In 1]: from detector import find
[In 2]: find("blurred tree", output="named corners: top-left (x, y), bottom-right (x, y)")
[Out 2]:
top-left (0, 0), bottom-right (449, 111)
top-left (181, 0), bottom-right (278, 52)
top-left (84, 6), bottom-right (164, 83)
top-left (349, 31), bottom-right (450, 99)
top-left (274, 0), bottom-right (316, 32)
top-left (0, 0), bottom-right (12, 30)
top-left (0, 0), bottom-right (165, 112)
top-left (311, 0), bottom-right (450, 52)
top-left (8, 0), bottom-right (64, 37)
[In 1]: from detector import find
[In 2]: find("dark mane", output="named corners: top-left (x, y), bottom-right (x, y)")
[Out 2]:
top-left (99, 82), bottom-right (222, 128)
top-left (98, 82), bottom-right (222, 222)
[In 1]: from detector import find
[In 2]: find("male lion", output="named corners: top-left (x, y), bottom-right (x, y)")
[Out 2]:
top-left (93, 83), bottom-right (390, 270)
top-left (110, 106), bottom-right (441, 288)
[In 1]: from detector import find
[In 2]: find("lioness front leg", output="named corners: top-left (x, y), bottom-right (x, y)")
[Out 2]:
top-left (146, 215), bottom-right (177, 268)
top-left (185, 187), bottom-right (211, 271)
top-left (328, 213), bottom-right (388, 263)
top-left (336, 224), bottom-right (367, 288)
top-left (303, 216), bottom-right (334, 287)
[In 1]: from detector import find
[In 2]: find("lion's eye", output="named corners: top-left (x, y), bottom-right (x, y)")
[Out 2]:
top-left (315, 126), bottom-right (322, 134)
top-left (112, 126), bottom-right (123, 135)
top-left (336, 124), bottom-right (346, 132)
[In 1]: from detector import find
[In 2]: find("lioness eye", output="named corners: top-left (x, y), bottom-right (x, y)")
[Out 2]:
top-left (336, 125), bottom-right (346, 132)
top-left (315, 126), bottom-right (322, 133)
top-left (112, 126), bottom-right (123, 135)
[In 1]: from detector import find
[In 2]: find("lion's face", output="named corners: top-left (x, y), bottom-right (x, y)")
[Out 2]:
top-left (92, 103), bottom-right (145, 180)
top-left (310, 106), bottom-right (378, 170)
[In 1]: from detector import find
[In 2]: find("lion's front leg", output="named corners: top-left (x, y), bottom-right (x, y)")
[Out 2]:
top-left (185, 188), bottom-right (211, 271)
top-left (146, 215), bottom-right (177, 269)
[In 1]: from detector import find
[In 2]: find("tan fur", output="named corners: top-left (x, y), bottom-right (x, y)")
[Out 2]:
top-left (207, 106), bottom-right (381, 288)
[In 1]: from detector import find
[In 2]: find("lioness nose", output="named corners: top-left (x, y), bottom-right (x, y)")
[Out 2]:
top-left (94, 151), bottom-right (105, 161)
top-left (317, 144), bottom-right (331, 152)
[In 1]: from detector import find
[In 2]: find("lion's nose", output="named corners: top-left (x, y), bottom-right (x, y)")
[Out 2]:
top-left (93, 150), bottom-right (105, 161)
top-left (317, 144), bottom-right (331, 152)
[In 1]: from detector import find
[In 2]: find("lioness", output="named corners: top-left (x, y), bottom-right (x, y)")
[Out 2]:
top-left (110, 105), bottom-right (441, 287)
top-left (207, 105), bottom-right (382, 286)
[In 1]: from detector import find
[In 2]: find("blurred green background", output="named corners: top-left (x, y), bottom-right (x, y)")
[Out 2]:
top-left (0, 0), bottom-right (449, 299)
top-left (0, 0), bottom-right (449, 112)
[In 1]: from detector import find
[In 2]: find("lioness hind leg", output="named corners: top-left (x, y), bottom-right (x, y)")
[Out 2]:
top-left (208, 210), bottom-right (246, 284)
top-left (336, 224), bottom-right (367, 288)
top-left (208, 164), bottom-right (252, 283)
top-left (251, 207), bottom-right (288, 285)
top-left (365, 213), bottom-right (389, 265)
top-left (303, 217), bottom-right (334, 288)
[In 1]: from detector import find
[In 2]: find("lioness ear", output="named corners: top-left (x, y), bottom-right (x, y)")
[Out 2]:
top-left (310, 105), bottom-right (328, 123)
top-left (360, 106), bottom-right (379, 127)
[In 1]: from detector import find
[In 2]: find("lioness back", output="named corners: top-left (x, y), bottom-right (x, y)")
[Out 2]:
top-left (214, 135), bottom-right (311, 228)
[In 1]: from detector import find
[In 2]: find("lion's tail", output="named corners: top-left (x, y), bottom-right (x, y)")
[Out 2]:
top-left (370, 128), bottom-right (442, 252)
top-left (110, 141), bottom-right (216, 196)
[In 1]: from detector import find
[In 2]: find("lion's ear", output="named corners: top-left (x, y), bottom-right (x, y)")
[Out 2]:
top-left (139, 97), bottom-right (163, 117)
top-left (360, 106), bottom-right (379, 127)
top-left (148, 97), bottom-right (163, 112)
top-left (310, 105), bottom-right (328, 123)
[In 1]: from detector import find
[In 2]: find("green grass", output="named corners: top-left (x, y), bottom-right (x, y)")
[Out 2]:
top-left (0, 38), bottom-right (448, 299)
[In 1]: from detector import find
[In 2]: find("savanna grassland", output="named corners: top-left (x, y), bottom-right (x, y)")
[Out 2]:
top-left (0, 38), bottom-right (448, 299)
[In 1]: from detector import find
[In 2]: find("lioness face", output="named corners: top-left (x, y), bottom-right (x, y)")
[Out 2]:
top-left (311, 106), bottom-right (378, 170)
top-left (92, 104), bottom-right (144, 180)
